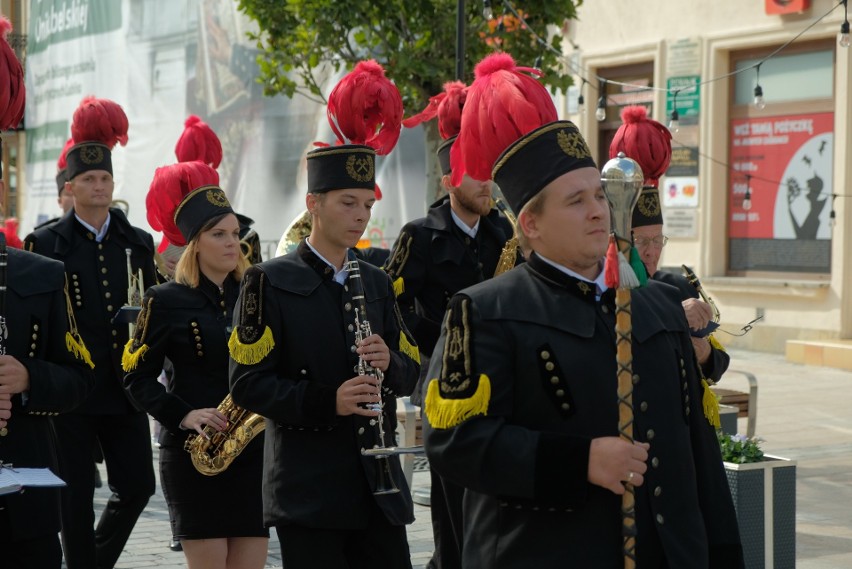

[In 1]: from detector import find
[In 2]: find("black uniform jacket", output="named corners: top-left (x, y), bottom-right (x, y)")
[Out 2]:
top-left (24, 208), bottom-right (158, 414)
top-left (123, 276), bottom-right (241, 447)
top-left (384, 197), bottom-right (518, 358)
top-left (229, 241), bottom-right (420, 529)
top-left (0, 249), bottom-right (94, 542)
top-left (423, 254), bottom-right (743, 568)
top-left (654, 271), bottom-right (730, 383)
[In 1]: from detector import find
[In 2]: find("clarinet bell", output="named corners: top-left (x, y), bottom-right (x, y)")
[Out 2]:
top-left (372, 455), bottom-right (400, 495)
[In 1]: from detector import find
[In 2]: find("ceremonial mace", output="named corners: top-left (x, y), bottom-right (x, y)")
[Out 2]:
top-left (601, 152), bottom-right (645, 569)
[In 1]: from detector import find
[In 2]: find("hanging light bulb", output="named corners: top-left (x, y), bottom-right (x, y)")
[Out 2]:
top-left (534, 55), bottom-right (543, 70)
top-left (742, 187), bottom-right (752, 211)
top-left (577, 92), bottom-right (585, 111)
top-left (829, 208), bottom-right (837, 229)
top-left (753, 84), bottom-right (766, 110)
top-left (482, 0), bottom-right (494, 20)
top-left (841, 20), bottom-right (851, 48)
top-left (595, 95), bottom-right (606, 121)
top-left (668, 109), bottom-right (679, 133)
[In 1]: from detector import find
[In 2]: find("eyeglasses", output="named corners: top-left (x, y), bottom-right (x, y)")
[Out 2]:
top-left (633, 235), bottom-right (669, 248)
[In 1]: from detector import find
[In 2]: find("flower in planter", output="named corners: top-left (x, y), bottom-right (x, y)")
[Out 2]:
top-left (717, 431), bottom-right (764, 464)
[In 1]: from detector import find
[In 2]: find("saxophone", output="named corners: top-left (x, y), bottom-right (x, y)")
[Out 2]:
top-left (492, 196), bottom-right (521, 277)
top-left (184, 393), bottom-right (266, 476)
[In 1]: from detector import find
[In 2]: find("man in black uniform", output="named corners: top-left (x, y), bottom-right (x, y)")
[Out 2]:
top-left (229, 142), bottom-right (420, 568)
top-left (610, 106), bottom-right (729, 385)
top-left (385, 81), bottom-right (519, 569)
top-left (0, 31), bottom-right (94, 566)
top-left (24, 97), bottom-right (158, 569)
top-left (423, 53), bottom-right (743, 568)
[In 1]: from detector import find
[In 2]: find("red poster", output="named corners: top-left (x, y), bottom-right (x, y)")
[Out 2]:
top-left (729, 113), bottom-right (833, 240)
top-left (765, 0), bottom-right (810, 15)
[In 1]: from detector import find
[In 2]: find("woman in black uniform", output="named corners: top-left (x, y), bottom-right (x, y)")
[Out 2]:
top-left (123, 161), bottom-right (268, 568)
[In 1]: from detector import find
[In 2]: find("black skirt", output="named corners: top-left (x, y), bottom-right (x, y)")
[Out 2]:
top-left (159, 433), bottom-right (268, 539)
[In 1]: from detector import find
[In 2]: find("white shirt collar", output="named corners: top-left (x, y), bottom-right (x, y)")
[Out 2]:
top-left (450, 208), bottom-right (480, 238)
top-left (306, 237), bottom-right (350, 285)
top-left (75, 211), bottom-right (111, 243)
top-left (536, 253), bottom-right (608, 299)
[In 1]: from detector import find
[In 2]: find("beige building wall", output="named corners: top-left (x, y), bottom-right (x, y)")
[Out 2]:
top-left (566, 0), bottom-right (850, 353)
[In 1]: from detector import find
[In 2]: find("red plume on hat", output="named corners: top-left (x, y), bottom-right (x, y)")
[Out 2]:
top-left (71, 96), bottom-right (129, 149)
top-left (0, 17), bottom-right (24, 131)
top-left (326, 60), bottom-right (403, 156)
top-left (450, 53), bottom-right (557, 187)
top-left (175, 115), bottom-right (222, 169)
top-left (402, 81), bottom-right (468, 140)
top-left (609, 106), bottom-right (672, 187)
top-left (57, 137), bottom-right (74, 170)
top-left (146, 161), bottom-right (220, 247)
top-left (0, 217), bottom-right (21, 248)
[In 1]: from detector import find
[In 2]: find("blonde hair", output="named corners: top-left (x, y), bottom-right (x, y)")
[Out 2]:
top-left (174, 214), bottom-right (250, 287)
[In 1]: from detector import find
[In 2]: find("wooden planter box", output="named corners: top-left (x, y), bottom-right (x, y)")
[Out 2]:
top-left (724, 455), bottom-right (796, 569)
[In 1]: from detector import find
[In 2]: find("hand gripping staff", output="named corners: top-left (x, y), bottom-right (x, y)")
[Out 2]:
top-left (601, 152), bottom-right (645, 569)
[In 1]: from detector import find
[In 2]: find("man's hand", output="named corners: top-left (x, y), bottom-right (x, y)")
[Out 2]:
top-left (691, 336), bottom-right (711, 364)
top-left (0, 393), bottom-right (11, 430)
top-left (682, 298), bottom-right (713, 332)
top-left (336, 375), bottom-right (380, 417)
top-left (0, 355), bottom-right (30, 396)
top-left (588, 437), bottom-right (650, 495)
top-left (180, 408), bottom-right (229, 437)
top-left (356, 334), bottom-right (391, 372)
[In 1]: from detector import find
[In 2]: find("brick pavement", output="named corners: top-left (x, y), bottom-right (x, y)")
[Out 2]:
top-left (82, 348), bottom-right (851, 568)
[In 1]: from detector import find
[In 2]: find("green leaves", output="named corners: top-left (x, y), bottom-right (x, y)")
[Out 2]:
top-left (237, 0), bottom-right (581, 110)
top-left (718, 431), bottom-right (765, 464)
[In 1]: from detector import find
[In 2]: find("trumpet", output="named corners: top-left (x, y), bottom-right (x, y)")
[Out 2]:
top-left (124, 248), bottom-right (145, 336)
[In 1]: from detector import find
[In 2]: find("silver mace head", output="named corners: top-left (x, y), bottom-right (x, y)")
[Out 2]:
top-left (601, 151), bottom-right (645, 242)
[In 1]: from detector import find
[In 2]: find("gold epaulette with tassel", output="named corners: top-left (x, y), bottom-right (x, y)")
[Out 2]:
top-left (384, 231), bottom-right (413, 298)
top-left (702, 377), bottom-right (721, 429)
top-left (63, 276), bottom-right (95, 369)
top-left (121, 296), bottom-right (153, 372)
top-left (392, 302), bottom-right (419, 364)
top-left (228, 266), bottom-right (275, 365)
top-left (425, 374), bottom-right (491, 430)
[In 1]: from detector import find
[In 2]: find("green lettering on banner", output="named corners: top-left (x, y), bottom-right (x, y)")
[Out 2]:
top-left (666, 76), bottom-right (701, 125)
top-left (26, 120), bottom-right (71, 163)
top-left (28, 0), bottom-right (122, 55)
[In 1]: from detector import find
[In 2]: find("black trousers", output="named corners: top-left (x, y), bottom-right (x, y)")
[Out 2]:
top-left (275, 500), bottom-right (411, 569)
top-left (56, 412), bottom-right (155, 569)
top-left (426, 470), bottom-right (464, 569)
top-left (0, 503), bottom-right (63, 569)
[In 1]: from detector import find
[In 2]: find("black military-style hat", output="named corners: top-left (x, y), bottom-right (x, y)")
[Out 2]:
top-left (306, 144), bottom-right (376, 193)
top-left (437, 136), bottom-right (456, 176)
top-left (632, 186), bottom-right (663, 228)
top-left (56, 168), bottom-right (68, 196)
top-left (492, 120), bottom-right (597, 214)
top-left (65, 142), bottom-right (113, 181)
top-left (173, 185), bottom-right (234, 244)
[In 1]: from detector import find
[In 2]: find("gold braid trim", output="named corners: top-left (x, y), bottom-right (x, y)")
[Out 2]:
top-left (228, 326), bottom-right (275, 365)
top-left (392, 277), bottom-right (405, 297)
top-left (63, 275), bottom-right (94, 369)
top-left (384, 231), bottom-right (413, 298)
top-left (121, 296), bottom-right (154, 372)
top-left (424, 374), bottom-right (491, 430)
top-left (121, 339), bottom-right (149, 372)
top-left (399, 331), bottom-right (420, 365)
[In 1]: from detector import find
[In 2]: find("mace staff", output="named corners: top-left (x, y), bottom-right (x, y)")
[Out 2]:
top-left (601, 152), bottom-right (645, 569)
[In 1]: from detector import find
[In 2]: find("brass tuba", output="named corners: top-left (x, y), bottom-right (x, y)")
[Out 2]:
top-left (275, 209), bottom-right (313, 257)
top-left (184, 393), bottom-right (266, 476)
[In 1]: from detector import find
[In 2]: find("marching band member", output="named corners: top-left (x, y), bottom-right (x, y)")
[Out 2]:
top-left (123, 161), bottom-right (268, 568)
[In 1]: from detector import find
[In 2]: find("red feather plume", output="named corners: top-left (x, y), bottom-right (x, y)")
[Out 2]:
top-left (0, 17), bottom-right (25, 131)
top-left (175, 115), bottom-right (223, 169)
top-left (56, 137), bottom-right (74, 171)
top-left (325, 60), bottom-right (403, 156)
top-left (403, 81), bottom-right (468, 140)
top-left (146, 161), bottom-right (220, 247)
top-left (451, 53), bottom-right (557, 186)
top-left (70, 96), bottom-right (129, 149)
top-left (0, 217), bottom-right (21, 248)
top-left (609, 105), bottom-right (672, 187)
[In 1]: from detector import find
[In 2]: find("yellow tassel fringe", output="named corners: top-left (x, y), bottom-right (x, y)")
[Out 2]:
top-left (702, 378), bottom-right (721, 429)
top-left (392, 277), bottom-right (405, 297)
top-left (399, 332), bottom-right (420, 365)
top-left (424, 374), bottom-right (491, 430)
top-left (65, 331), bottom-right (95, 369)
top-left (228, 326), bottom-right (275, 365)
top-left (708, 334), bottom-right (726, 352)
top-left (121, 339), bottom-right (149, 372)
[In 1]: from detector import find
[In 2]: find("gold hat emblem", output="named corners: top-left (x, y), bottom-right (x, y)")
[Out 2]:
top-left (637, 190), bottom-right (661, 217)
top-left (80, 145), bottom-right (105, 165)
top-left (557, 129), bottom-right (592, 160)
top-left (345, 154), bottom-right (375, 183)
top-left (206, 188), bottom-right (231, 208)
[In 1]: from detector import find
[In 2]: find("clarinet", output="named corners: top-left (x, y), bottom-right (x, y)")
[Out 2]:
top-left (346, 249), bottom-right (400, 495)
top-left (0, 234), bottom-right (8, 437)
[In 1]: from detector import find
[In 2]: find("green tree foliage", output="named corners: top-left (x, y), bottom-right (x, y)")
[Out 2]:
top-left (237, 0), bottom-right (582, 110)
